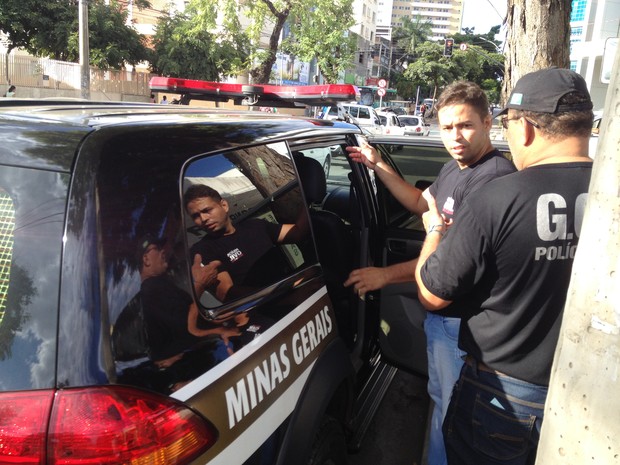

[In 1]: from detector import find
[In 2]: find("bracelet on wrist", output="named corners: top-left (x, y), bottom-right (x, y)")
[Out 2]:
top-left (427, 224), bottom-right (445, 236)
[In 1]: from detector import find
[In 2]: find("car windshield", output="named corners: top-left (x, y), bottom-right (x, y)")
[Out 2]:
top-left (400, 117), bottom-right (420, 126)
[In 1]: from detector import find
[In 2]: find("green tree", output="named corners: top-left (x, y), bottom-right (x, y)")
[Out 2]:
top-left (450, 43), bottom-right (504, 103)
top-left (0, 0), bottom-right (151, 69)
top-left (392, 15), bottom-right (433, 59)
top-left (284, 0), bottom-right (356, 83)
top-left (186, 0), bottom-right (355, 84)
top-left (402, 42), bottom-right (458, 107)
top-left (151, 5), bottom-right (249, 80)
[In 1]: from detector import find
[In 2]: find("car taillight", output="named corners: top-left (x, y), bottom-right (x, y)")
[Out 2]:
top-left (48, 386), bottom-right (217, 465)
top-left (0, 390), bottom-right (54, 465)
top-left (416, 127), bottom-right (421, 132)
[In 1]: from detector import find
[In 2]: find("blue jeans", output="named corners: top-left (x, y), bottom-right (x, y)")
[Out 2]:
top-left (424, 313), bottom-right (466, 465)
top-left (443, 361), bottom-right (547, 465)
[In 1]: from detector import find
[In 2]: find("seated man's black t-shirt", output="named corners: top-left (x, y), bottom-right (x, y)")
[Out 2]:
top-left (190, 219), bottom-right (286, 290)
top-left (141, 274), bottom-right (202, 361)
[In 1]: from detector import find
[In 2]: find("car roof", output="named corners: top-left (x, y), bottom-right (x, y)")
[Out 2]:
top-left (0, 100), bottom-right (358, 171)
top-left (0, 100), bottom-right (345, 127)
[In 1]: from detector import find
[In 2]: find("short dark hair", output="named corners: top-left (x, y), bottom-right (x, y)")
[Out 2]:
top-left (435, 81), bottom-right (490, 122)
top-left (514, 91), bottom-right (594, 139)
top-left (183, 184), bottom-right (222, 210)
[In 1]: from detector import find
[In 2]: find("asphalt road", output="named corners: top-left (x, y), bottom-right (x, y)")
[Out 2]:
top-left (347, 370), bottom-right (431, 465)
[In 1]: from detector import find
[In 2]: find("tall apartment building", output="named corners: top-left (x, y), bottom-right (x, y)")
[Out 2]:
top-left (379, 0), bottom-right (463, 41)
top-left (349, 0), bottom-right (380, 85)
top-left (369, 0), bottom-right (464, 83)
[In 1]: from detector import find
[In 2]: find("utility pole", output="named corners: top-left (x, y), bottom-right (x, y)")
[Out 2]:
top-left (79, 0), bottom-right (90, 100)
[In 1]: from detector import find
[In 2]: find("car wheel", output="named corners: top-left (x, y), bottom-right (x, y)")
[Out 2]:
top-left (307, 416), bottom-right (348, 465)
top-left (322, 155), bottom-right (331, 178)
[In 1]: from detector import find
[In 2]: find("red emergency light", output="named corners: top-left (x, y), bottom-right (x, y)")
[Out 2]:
top-left (149, 77), bottom-right (360, 108)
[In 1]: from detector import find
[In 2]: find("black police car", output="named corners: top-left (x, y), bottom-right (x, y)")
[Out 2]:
top-left (0, 96), bottom-right (509, 465)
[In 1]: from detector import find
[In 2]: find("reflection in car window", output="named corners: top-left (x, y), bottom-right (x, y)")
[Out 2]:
top-left (0, 168), bottom-right (65, 391)
top-left (184, 144), bottom-right (313, 306)
top-left (0, 188), bottom-right (13, 328)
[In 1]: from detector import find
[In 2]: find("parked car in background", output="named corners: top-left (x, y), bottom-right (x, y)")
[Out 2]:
top-left (321, 103), bottom-right (381, 134)
top-left (376, 106), bottom-right (407, 116)
top-left (399, 115), bottom-right (430, 136)
top-left (376, 110), bottom-right (405, 136)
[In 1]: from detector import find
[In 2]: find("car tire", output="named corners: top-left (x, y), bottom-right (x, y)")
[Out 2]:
top-left (307, 416), bottom-right (348, 465)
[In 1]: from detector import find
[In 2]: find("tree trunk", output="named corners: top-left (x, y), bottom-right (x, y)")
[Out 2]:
top-left (502, 0), bottom-right (572, 103)
top-left (251, 9), bottom-right (289, 84)
top-left (536, 45), bottom-right (620, 465)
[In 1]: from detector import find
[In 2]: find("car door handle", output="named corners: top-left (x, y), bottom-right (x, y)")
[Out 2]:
top-left (387, 239), bottom-right (408, 255)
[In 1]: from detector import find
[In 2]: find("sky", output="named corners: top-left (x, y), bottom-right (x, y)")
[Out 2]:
top-left (461, 0), bottom-right (508, 38)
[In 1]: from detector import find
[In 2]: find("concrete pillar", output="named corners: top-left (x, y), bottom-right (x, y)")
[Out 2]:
top-left (536, 44), bottom-right (620, 465)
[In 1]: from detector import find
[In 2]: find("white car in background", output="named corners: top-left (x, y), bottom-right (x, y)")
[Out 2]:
top-left (376, 110), bottom-right (405, 136)
top-left (399, 115), bottom-right (430, 136)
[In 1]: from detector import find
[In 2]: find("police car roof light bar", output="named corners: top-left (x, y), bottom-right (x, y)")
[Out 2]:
top-left (149, 77), bottom-right (360, 108)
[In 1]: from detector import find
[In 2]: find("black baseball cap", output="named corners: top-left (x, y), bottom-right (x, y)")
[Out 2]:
top-left (135, 234), bottom-right (166, 263)
top-left (499, 67), bottom-right (593, 115)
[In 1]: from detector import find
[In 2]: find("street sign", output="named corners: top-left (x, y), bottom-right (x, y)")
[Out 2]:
top-left (378, 78), bottom-right (387, 88)
top-left (377, 88), bottom-right (386, 97)
top-left (460, 43), bottom-right (468, 51)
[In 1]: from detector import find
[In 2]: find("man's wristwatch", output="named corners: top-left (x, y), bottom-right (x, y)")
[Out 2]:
top-left (427, 224), bottom-right (445, 236)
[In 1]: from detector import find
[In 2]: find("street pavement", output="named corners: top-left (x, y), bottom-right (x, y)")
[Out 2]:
top-left (347, 370), bottom-right (431, 465)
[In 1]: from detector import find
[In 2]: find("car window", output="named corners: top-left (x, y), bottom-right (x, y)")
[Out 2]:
top-left (377, 142), bottom-right (512, 230)
top-left (371, 143), bottom-right (452, 231)
top-left (0, 167), bottom-right (66, 391)
top-left (183, 143), bottom-right (313, 308)
top-left (358, 107), bottom-right (370, 119)
top-left (94, 138), bottom-right (315, 395)
top-left (401, 117), bottom-right (420, 126)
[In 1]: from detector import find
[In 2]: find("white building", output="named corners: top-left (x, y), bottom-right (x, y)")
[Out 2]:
top-left (569, 0), bottom-right (619, 111)
top-left (378, 0), bottom-right (463, 40)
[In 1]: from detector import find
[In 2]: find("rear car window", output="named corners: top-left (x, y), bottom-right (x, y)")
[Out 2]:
top-left (0, 167), bottom-right (66, 391)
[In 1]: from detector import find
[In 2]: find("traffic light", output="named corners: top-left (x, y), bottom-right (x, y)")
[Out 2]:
top-left (443, 38), bottom-right (454, 57)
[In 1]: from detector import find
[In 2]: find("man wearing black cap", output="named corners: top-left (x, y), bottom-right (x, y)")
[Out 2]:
top-left (137, 234), bottom-right (237, 371)
top-left (414, 67), bottom-right (594, 465)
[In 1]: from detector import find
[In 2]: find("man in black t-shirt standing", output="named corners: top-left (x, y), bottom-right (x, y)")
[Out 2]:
top-left (415, 68), bottom-right (594, 465)
top-left (345, 81), bottom-right (515, 465)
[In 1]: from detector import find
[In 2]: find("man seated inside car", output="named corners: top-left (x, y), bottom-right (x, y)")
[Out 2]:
top-left (137, 234), bottom-right (240, 390)
top-left (183, 184), bottom-right (308, 302)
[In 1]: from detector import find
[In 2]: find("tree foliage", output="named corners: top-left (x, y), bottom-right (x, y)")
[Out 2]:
top-left (284, 0), bottom-right (356, 83)
top-left (396, 25), bottom-right (506, 104)
top-left (187, 0), bottom-right (355, 84)
top-left (0, 0), bottom-right (151, 69)
top-left (402, 42), bottom-right (457, 103)
top-left (392, 15), bottom-right (433, 57)
top-left (151, 3), bottom-right (249, 80)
